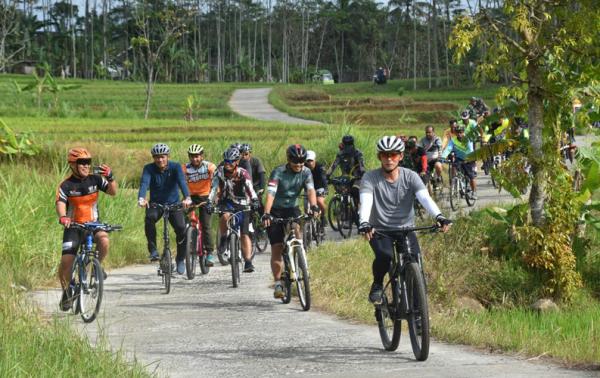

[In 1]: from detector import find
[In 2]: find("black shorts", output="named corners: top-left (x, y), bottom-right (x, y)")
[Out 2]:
top-left (267, 207), bottom-right (301, 245)
top-left (458, 161), bottom-right (477, 180)
top-left (219, 200), bottom-right (251, 235)
top-left (61, 227), bottom-right (101, 256)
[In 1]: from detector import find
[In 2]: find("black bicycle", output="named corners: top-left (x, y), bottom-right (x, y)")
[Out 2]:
top-left (445, 156), bottom-right (476, 211)
top-left (372, 224), bottom-right (440, 361)
top-left (328, 176), bottom-right (356, 238)
top-left (214, 205), bottom-right (251, 288)
top-left (302, 195), bottom-right (325, 251)
top-left (150, 202), bottom-right (184, 294)
top-left (273, 215), bottom-right (311, 311)
top-left (68, 222), bottom-right (122, 323)
top-left (251, 210), bottom-right (269, 254)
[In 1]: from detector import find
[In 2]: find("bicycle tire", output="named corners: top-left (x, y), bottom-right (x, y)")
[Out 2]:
top-left (337, 199), bottom-right (354, 239)
top-left (465, 175), bottom-right (476, 207)
top-left (253, 221), bottom-right (269, 253)
top-left (449, 176), bottom-right (459, 211)
top-left (80, 257), bottom-right (103, 323)
top-left (294, 246), bottom-right (311, 311)
top-left (303, 220), bottom-right (313, 251)
top-left (161, 249), bottom-right (172, 294)
top-left (229, 233), bottom-right (241, 288)
top-left (376, 277), bottom-right (401, 351)
top-left (185, 226), bottom-right (197, 280)
top-left (70, 260), bottom-right (81, 315)
top-left (405, 262), bottom-right (430, 361)
top-left (313, 219), bottom-right (322, 246)
top-left (327, 197), bottom-right (341, 231)
top-left (281, 255), bottom-right (292, 304)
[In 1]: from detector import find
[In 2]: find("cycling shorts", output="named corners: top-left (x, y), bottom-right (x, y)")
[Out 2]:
top-left (61, 227), bottom-right (103, 256)
top-left (458, 161), bottom-right (477, 180)
top-left (219, 199), bottom-right (250, 235)
top-left (267, 207), bottom-right (301, 245)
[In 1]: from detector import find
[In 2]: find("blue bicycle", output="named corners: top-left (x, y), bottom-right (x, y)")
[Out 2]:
top-left (68, 222), bottom-right (122, 322)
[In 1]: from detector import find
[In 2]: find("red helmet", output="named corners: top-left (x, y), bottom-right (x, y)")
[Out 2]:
top-left (67, 147), bottom-right (92, 163)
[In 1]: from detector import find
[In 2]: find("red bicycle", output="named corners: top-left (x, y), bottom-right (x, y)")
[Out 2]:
top-left (185, 202), bottom-right (210, 279)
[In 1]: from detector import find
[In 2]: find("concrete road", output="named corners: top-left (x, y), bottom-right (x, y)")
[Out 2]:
top-left (33, 253), bottom-right (593, 378)
top-left (229, 88), bottom-right (323, 125)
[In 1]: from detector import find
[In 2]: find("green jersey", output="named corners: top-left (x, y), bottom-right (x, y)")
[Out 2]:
top-left (267, 164), bottom-right (315, 209)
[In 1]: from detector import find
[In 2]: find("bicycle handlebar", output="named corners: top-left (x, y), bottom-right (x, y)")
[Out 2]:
top-left (271, 215), bottom-right (310, 224)
top-left (70, 222), bottom-right (123, 232)
top-left (149, 202), bottom-right (185, 211)
top-left (371, 224), bottom-right (440, 238)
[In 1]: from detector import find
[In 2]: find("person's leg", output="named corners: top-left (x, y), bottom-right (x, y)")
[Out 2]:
top-left (144, 207), bottom-right (162, 256)
top-left (368, 236), bottom-right (394, 304)
top-left (94, 231), bottom-right (109, 262)
top-left (199, 200), bottom-right (214, 253)
top-left (168, 209), bottom-right (188, 262)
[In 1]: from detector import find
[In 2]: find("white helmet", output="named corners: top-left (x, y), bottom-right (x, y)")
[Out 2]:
top-left (376, 136), bottom-right (404, 153)
top-left (188, 144), bottom-right (204, 154)
top-left (151, 143), bottom-right (170, 156)
top-left (306, 150), bottom-right (317, 161)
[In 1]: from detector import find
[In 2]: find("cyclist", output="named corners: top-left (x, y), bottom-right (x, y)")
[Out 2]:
top-left (460, 110), bottom-right (481, 144)
top-left (262, 144), bottom-right (320, 299)
top-left (467, 96), bottom-right (490, 122)
top-left (182, 144), bottom-right (217, 266)
top-left (57, 147), bottom-right (117, 311)
top-left (442, 126), bottom-right (477, 200)
top-left (401, 136), bottom-right (428, 183)
top-left (230, 142), bottom-right (253, 180)
top-left (304, 150), bottom-right (328, 230)
top-left (419, 125), bottom-right (443, 185)
top-left (138, 143), bottom-right (192, 275)
top-left (357, 136), bottom-right (451, 304)
top-left (208, 147), bottom-right (260, 273)
top-left (240, 143), bottom-right (266, 206)
top-left (325, 135), bottom-right (365, 208)
top-left (441, 119), bottom-right (458, 151)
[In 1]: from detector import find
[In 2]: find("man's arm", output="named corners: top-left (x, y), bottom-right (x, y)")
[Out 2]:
top-left (175, 164), bottom-right (191, 199)
top-left (325, 155), bottom-right (340, 176)
top-left (138, 165), bottom-right (150, 200)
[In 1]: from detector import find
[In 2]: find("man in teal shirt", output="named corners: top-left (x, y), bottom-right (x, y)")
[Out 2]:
top-left (442, 126), bottom-right (477, 200)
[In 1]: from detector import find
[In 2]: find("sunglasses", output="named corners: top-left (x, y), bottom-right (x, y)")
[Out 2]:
top-left (76, 159), bottom-right (92, 165)
top-left (289, 158), bottom-right (306, 164)
top-left (224, 159), bottom-right (237, 165)
top-left (379, 152), bottom-right (401, 159)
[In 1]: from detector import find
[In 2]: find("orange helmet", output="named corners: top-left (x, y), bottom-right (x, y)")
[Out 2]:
top-left (67, 147), bottom-right (92, 163)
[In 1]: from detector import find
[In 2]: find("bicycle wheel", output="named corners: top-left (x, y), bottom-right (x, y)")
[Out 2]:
top-left (79, 257), bottom-right (104, 323)
top-left (376, 277), bottom-right (401, 351)
top-left (293, 246), bottom-right (311, 311)
top-left (185, 226), bottom-right (197, 280)
top-left (161, 249), bottom-right (172, 294)
top-left (337, 200), bottom-right (354, 239)
top-left (216, 227), bottom-right (230, 266)
top-left (281, 257), bottom-right (292, 304)
top-left (253, 221), bottom-right (269, 253)
top-left (405, 263), bottom-right (430, 361)
top-left (229, 233), bottom-right (241, 288)
top-left (465, 176), bottom-right (476, 207)
top-left (70, 260), bottom-right (81, 315)
top-left (302, 220), bottom-right (313, 251)
top-left (313, 219), bottom-right (322, 246)
top-left (327, 197), bottom-right (341, 231)
top-left (449, 176), bottom-right (460, 211)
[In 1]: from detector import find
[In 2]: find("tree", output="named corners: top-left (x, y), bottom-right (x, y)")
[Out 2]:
top-left (0, 0), bottom-right (23, 72)
top-left (450, 0), bottom-right (599, 299)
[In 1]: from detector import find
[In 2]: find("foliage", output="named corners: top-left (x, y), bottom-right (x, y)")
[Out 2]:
top-left (0, 119), bottom-right (39, 156)
top-left (12, 65), bottom-right (81, 110)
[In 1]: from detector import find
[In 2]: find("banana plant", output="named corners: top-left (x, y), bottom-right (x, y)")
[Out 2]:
top-left (14, 65), bottom-right (80, 109)
top-left (0, 119), bottom-right (39, 156)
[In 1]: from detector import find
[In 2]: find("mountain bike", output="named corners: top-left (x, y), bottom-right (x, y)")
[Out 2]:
top-left (150, 202), bottom-right (184, 294)
top-left (250, 210), bottom-right (269, 254)
top-left (328, 176), bottom-right (356, 238)
top-left (372, 224), bottom-right (440, 361)
top-left (424, 167), bottom-right (443, 200)
top-left (445, 157), bottom-right (476, 211)
top-left (68, 222), bottom-right (122, 323)
top-left (273, 215), bottom-right (311, 311)
top-left (302, 195), bottom-right (325, 251)
top-left (214, 205), bottom-right (251, 288)
top-left (185, 202), bottom-right (209, 279)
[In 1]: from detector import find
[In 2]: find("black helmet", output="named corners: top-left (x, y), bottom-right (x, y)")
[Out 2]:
top-left (239, 143), bottom-right (252, 153)
top-left (286, 144), bottom-right (307, 161)
top-left (229, 143), bottom-right (242, 150)
top-left (223, 147), bottom-right (241, 161)
top-left (342, 135), bottom-right (354, 146)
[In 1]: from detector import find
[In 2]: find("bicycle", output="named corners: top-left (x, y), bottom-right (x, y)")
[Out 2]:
top-left (302, 195), bottom-right (325, 251)
top-left (214, 205), bottom-right (251, 288)
top-left (185, 202), bottom-right (209, 280)
top-left (67, 222), bottom-right (122, 323)
top-left (250, 210), bottom-right (269, 254)
top-left (272, 215), bottom-right (311, 311)
top-left (328, 176), bottom-right (357, 238)
top-left (445, 157), bottom-right (476, 211)
top-left (371, 224), bottom-right (440, 361)
top-left (149, 202), bottom-right (184, 294)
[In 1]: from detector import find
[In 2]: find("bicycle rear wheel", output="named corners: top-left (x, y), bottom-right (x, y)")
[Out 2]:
top-left (327, 197), bottom-right (341, 231)
top-left (449, 176), bottom-right (460, 211)
top-left (376, 277), bottom-right (401, 351)
top-left (465, 176), bottom-right (476, 207)
top-left (79, 257), bottom-right (104, 323)
top-left (293, 246), bottom-right (311, 311)
top-left (253, 220), bottom-right (269, 253)
top-left (161, 249), bottom-right (172, 294)
top-left (281, 255), bottom-right (292, 304)
top-left (229, 233), bottom-right (241, 288)
top-left (337, 200), bottom-right (354, 239)
top-left (302, 220), bottom-right (313, 251)
top-left (185, 226), bottom-right (198, 280)
top-left (405, 263), bottom-right (430, 361)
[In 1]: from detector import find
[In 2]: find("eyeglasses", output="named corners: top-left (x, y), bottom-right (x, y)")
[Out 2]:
top-left (76, 159), bottom-right (92, 165)
top-left (379, 152), bottom-right (401, 159)
top-left (289, 158), bottom-right (306, 164)
top-left (224, 159), bottom-right (237, 165)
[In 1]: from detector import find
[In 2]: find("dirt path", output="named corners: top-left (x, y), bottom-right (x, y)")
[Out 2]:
top-left (228, 88), bottom-right (324, 125)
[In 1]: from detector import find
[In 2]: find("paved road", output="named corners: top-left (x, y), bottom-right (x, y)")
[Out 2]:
top-left (33, 252), bottom-right (593, 377)
top-left (229, 88), bottom-right (324, 125)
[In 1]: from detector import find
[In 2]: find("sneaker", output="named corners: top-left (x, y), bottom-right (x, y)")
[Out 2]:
top-left (243, 260), bottom-right (255, 273)
top-left (206, 253), bottom-right (215, 267)
top-left (176, 260), bottom-right (185, 275)
top-left (368, 282), bottom-right (384, 305)
top-left (102, 268), bottom-right (108, 280)
top-left (149, 250), bottom-right (159, 262)
top-left (470, 191), bottom-right (478, 200)
top-left (273, 282), bottom-right (285, 299)
top-left (60, 289), bottom-right (72, 311)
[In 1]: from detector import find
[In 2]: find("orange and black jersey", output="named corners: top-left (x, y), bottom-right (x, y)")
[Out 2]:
top-left (56, 175), bottom-right (109, 223)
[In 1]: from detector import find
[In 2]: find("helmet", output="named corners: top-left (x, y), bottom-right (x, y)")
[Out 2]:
top-left (449, 118), bottom-right (457, 125)
top-left (286, 144), bottom-right (307, 160)
top-left (223, 147), bottom-right (241, 161)
top-left (455, 125), bottom-right (465, 133)
top-left (68, 147), bottom-right (92, 163)
top-left (376, 136), bottom-right (404, 153)
top-left (406, 137), bottom-right (417, 149)
top-left (239, 143), bottom-right (251, 153)
top-left (187, 144), bottom-right (204, 155)
top-left (151, 143), bottom-right (170, 156)
top-left (460, 111), bottom-right (470, 120)
top-left (342, 135), bottom-right (354, 146)
top-left (470, 96), bottom-right (478, 102)
top-left (229, 143), bottom-right (242, 150)
top-left (306, 150), bottom-right (316, 161)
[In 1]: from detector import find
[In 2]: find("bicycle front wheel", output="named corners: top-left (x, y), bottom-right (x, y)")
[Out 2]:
top-left (161, 249), bottom-right (172, 294)
top-left (185, 226), bottom-right (197, 280)
top-left (293, 246), bottom-right (311, 311)
top-left (337, 200), bottom-right (354, 239)
top-left (449, 176), bottom-right (460, 211)
top-left (465, 177), bottom-right (476, 207)
top-left (405, 262), bottom-right (430, 361)
top-left (376, 278), bottom-right (401, 351)
top-left (327, 197), bottom-right (341, 231)
top-left (79, 257), bottom-right (104, 323)
top-left (229, 233), bottom-right (241, 288)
